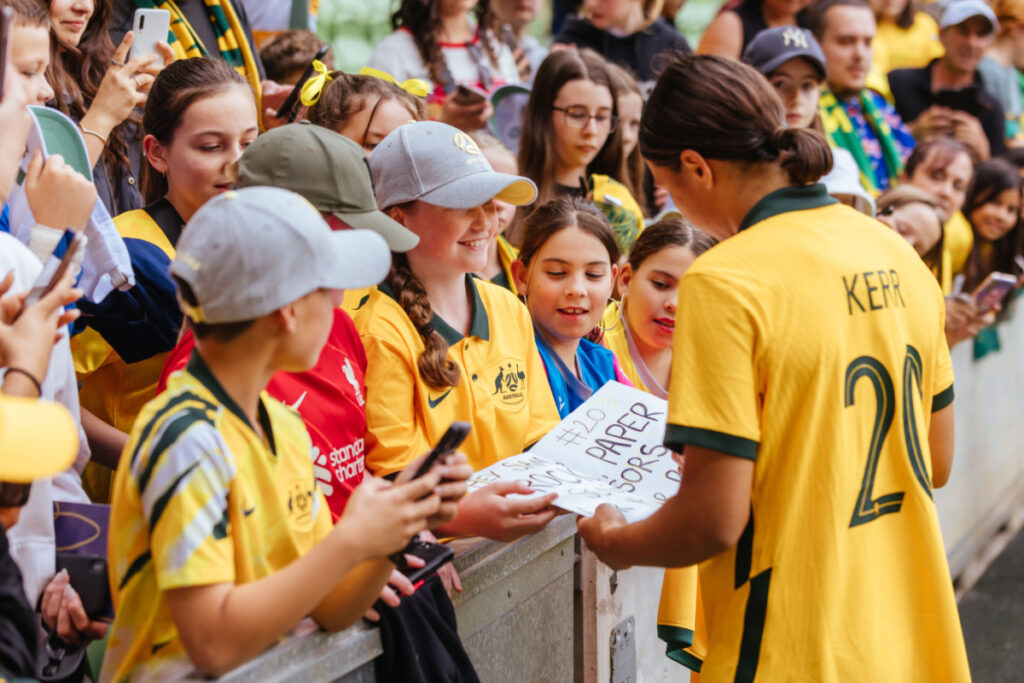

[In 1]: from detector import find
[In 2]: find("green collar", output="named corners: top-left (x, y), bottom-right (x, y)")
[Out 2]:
top-left (379, 274), bottom-right (490, 346)
top-left (737, 183), bottom-right (838, 233)
top-left (186, 350), bottom-right (277, 455)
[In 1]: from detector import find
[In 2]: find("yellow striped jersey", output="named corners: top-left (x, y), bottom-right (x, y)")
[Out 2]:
top-left (665, 184), bottom-right (967, 682)
top-left (101, 352), bottom-right (331, 682)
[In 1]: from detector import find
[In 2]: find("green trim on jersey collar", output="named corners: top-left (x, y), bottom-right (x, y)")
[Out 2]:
top-left (737, 183), bottom-right (837, 233)
top-left (186, 350), bottom-right (278, 455)
top-left (379, 274), bottom-right (491, 346)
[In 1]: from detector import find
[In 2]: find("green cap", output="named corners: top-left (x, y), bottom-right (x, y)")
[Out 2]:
top-left (237, 122), bottom-right (418, 252)
top-left (29, 106), bottom-right (93, 181)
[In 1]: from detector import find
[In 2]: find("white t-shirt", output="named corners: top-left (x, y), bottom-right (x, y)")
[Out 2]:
top-left (238, 0), bottom-right (315, 32)
top-left (1, 231), bottom-right (90, 604)
top-left (367, 27), bottom-right (520, 93)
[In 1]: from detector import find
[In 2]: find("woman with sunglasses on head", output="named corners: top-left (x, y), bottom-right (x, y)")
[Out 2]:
top-left (368, 0), bottom-right (520, 132)
top-left (517, 48), bottom-right (644, 254)
top-left (578, 54), bottom-right (969, 681)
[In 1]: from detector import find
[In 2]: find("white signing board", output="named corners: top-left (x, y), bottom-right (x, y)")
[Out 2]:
top-left (467, 382), bottom-right (681, 522)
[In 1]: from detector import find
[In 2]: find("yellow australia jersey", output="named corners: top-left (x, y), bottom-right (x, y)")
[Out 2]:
top-left (665, 185), bottom-right (967, 682)
top-left (72, 209), bottom-right (177, 434)
top-left (943, 211), bottom-right (974, 294)
top-left (102, 353), bottom-right (331, 682)
top-left (600, 303), bottom-right (643, 389)
top-left (491, 234), bottom-right (520, 294)
top-left (352, 274), bottom-right (559, 475)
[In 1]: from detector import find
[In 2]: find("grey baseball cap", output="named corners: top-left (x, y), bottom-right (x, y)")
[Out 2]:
top-left (237, 123), bottom-right (418, 252)
top-left (170, 187), bottom-right (391, 324)
top-left (743, 27), bottom-right (826, 79)
top-left (368, 120), bottom-right (537, 210)
top-left (940, 0), bottom-right (998, 32)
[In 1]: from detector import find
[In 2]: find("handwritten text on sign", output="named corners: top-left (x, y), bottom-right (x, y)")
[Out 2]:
top-left (466, 453), bottom-right (659, 523)
top-left (468, 382), bottom-right (681, 520)
top-left (534, 382), bottom-right (680, 506)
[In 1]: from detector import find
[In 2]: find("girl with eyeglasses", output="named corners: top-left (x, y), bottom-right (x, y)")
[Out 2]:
top-left (517, 48), bottom-right (644, 254)
top-left (368, 0), bottom-right (520, 132)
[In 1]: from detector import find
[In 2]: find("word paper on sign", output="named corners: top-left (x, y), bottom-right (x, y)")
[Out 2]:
top-left (467, 382), bottom-right (681, 522)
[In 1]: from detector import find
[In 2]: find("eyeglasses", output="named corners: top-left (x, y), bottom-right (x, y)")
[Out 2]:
top-left (0, 481), bottom-right (31, 508)
top-left (552, 106), bottom-right (617, 133)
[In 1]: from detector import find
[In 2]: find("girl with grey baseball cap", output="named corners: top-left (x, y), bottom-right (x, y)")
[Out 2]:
top-left (357, 121), bottom-right (564, 541)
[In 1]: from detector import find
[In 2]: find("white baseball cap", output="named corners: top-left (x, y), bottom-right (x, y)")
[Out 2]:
top-left (368, 121), bottom-right (537, 210)
top-left (940, 0), bottom-right (999, 32)
top-left (170, 187), bottom-right (391, 324)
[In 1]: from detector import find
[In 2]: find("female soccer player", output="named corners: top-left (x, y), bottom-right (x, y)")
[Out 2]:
top-left (578, 54), bottom-right (970, 682)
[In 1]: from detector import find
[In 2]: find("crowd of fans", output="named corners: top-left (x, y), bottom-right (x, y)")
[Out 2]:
top-left (0, 0), bottom-right (1019, 681)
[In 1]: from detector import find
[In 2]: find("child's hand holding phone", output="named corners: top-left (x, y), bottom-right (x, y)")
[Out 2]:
top-left (335, 473), bottom-right (445, 561)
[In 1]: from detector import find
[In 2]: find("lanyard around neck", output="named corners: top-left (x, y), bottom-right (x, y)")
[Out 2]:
top-left (622, 304), bottom-right (669, 399)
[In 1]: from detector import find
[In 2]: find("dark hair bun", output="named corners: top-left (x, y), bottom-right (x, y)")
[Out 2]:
top-left (773, 127), bottom-right (833, 185)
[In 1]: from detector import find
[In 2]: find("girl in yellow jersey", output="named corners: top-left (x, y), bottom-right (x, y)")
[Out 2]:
top-left (357, 120), bottom-right (563, 542)
top-left (471, 131), bottom-right (522, 294)
top-left (603, 218), bottom-right (715, 398)
top-left (72, 57), bottom-right (259, 499)
top-left (579, 55), bottom-right (970, 682)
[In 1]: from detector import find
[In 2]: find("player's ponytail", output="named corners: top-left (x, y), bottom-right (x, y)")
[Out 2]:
top-left (384, 252), bottom-right (461, 390)
top-left (640, 54), bottom-right (833, 183)
top-left (771, 127), bottom-right (833, 186)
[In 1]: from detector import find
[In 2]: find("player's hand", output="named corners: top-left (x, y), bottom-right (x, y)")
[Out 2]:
top-left (40, 569), bottom-right (109, 645)
top-left (334, 473), bottom-right (443, 561)
top-left (577, 504), bottom-right (631, 570)
top-left (445, 481), bottom-right (558, 542)
top-left (24, 151), bottom-right (97, 232)
top-left (438, 94), bottom-right (493, 132)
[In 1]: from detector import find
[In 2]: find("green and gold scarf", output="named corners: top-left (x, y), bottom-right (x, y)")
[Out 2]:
top-left (819, 89), bottom-right (903, 196)
top-left (133, 0), bottom-right (261, 103)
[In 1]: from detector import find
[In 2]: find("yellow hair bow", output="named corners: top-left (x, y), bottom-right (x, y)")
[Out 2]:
top-left (300, 60), bottom-right (333, 107)
top-left (358, 67), bottom-right (431, 98)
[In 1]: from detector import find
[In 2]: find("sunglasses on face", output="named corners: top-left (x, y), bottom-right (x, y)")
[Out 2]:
top-left (0, 481), bottom-right (31, 508)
